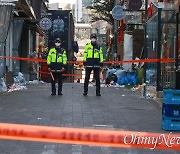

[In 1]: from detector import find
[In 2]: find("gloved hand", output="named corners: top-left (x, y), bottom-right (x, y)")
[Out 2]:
top-left (100, 63), bottom-right (103, 67)
top-left (61, 67), bottom-right (65, 72)
top-left (47, 68), bottom-right (51, 72)
top-left (83, 61), bottom-right (86, 66)
top-left (100, 66), bottom-right (103, 70)
top-left (83, 61), bottom-right (86, 69)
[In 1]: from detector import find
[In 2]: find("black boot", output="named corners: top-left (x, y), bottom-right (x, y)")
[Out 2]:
top-left (83, 91), bottom-right (88, 96)
top-left (96, 93), bottom-right (101, 96)
top-left (51, 92), bottom-right (56, 96)
top-left (58, 91), bottom-right (63, 95)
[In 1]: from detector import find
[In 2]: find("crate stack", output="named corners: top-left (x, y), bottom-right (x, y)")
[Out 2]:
top-left (162, 89), bottom-right (180, 130)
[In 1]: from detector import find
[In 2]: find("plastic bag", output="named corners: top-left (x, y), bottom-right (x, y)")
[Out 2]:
top-left (106, 73), bottom-right (117, 84)
top-left (14, 72), bottom-right (26, 86)
top-left (0, 78), bottom-right (7, 92)
top-left (116, 69), bottom-right (126, 78)
top-left (146, 69), bottom-right (156, 84)
top-left (117, 72), bottom-right (138, 85)
top-left (106, 68), bottom-right (116, 78)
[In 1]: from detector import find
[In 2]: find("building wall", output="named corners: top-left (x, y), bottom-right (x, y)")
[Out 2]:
top-left (5, 23), bottom-right (13, 72)
top-left (75, 0), bottom-right (82, 22)
top-left (48, 0), bottom-right (83, 23)
top-left (48, 3), bottom-right (74, 10)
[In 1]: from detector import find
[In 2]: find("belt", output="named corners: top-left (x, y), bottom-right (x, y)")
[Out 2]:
top-left (86, 66), bottom-right (100, 68)
top-left (51, 70), bottom-right (63, 72)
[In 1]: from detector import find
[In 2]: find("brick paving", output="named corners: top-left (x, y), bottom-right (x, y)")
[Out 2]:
top-left (0, 83), bottom-right (179, 154)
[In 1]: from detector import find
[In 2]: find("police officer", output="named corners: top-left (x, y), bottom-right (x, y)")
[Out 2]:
top-left (83, 33), bottom-right (104, 96)
top-left (47, 38), bottom-right (67, 96)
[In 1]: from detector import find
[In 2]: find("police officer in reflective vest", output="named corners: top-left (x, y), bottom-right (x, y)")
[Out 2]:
top-left (83, 33), bottom-right (104, 96)
top-left (47, 38), bottom-right (67, 96)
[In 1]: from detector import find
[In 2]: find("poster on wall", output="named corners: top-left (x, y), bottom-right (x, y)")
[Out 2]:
top-left (51, 18), bottom-right (65, 35)
top-left (123, 34), bottom-right (133, 71)
top-left (47, 10), bottom-right (69, 51)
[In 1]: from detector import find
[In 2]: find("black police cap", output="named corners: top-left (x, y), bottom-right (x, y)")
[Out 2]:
top-left (55, 38), bottom-right (61, 43)
top-left (90, 33), bottom-right (97, 39)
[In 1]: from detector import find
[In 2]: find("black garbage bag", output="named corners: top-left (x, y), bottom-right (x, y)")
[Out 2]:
top-left (106, 73), bottom-right (117, 84)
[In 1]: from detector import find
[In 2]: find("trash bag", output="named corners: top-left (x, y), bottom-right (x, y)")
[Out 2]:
top-left (14, 72), bottom-right (26, 86)
top-left (106, 68), bottom-right (116, 78)
top-left (8, 84), bottom-right (27, 93)
top-left (117, 72), bottom-right (138, 85)
top-left (116, 69), bottom-right (126, 78)
top-left (0, 78), bottom-right (7, 92)
top-left (146, 69), bottom-right (156, 84)
top-left (106, 73), bottom-right (117, 84)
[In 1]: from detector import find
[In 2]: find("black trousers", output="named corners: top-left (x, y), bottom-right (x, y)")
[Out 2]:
top-left (84, 67), bottom-right (100, 94)
top-left (51, 72), bottom-right (62, 94)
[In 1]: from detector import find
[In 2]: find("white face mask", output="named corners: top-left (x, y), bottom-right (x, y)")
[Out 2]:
top-left (91, 38), bottom-right (97, 42)
top-left (55, 42), bottom-right (61, 47)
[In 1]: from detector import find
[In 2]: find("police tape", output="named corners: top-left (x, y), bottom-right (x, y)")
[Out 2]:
top-left (0, 122), bottom-right (179, 150)
top-left (103, 58), bottom-right (175, 64)
top-left (0, 56), bottom-right (175, 64)
top-left (0, 56), bottom-right (82, 64)
top-left (0, 56), bottom-right (46, 63)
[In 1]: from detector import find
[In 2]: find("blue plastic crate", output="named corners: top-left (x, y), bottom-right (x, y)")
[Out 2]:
top-left (163, 89), bottom-right (180, 104)
top-left (162, 103), bottom-right (180, 118)
top-left (162, 116), bottom-right (180, 131)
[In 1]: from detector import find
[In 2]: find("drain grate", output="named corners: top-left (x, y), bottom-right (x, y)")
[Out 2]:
top-left (0, 108), bottom-right (26, 112)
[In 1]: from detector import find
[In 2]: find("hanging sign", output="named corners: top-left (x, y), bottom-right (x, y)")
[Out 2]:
top-left (129, 0), bottom-right (142, 11)
top-left (112, 5), bottom-right (125, 20)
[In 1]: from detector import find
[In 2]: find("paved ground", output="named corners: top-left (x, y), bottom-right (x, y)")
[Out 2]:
top-left (0, 83), bottom-right (179, 154)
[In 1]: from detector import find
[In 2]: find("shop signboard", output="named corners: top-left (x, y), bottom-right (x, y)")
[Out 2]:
top-left (47, 10), bottom-right (71, 51)
top-left (124, 11), bottom-right (142, 24)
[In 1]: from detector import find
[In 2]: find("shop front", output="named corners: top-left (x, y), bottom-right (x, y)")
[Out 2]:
top-left (0, 2), bottom-right (15, 92)
top-left (146, 1), bottom-right (179, 92)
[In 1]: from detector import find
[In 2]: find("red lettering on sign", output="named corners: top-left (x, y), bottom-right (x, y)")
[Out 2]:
top-left (131, 2), bottom-right (141, 6)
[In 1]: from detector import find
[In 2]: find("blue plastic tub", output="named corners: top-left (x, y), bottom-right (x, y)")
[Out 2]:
top-left (162, 103), bottom-right (180, 118)
top-left (162, 116), bottom-right (180, 131)
top-left (163, 89), bottom-right (180, 104)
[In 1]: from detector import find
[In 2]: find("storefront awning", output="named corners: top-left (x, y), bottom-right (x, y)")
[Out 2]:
top-left (14, 0), bottom-right (36, 20)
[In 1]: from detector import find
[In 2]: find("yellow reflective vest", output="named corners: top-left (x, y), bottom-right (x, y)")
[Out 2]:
top-left (47, 48), bottom-right (67, 71)
top-left (83, 43), bottom-right (103, 67)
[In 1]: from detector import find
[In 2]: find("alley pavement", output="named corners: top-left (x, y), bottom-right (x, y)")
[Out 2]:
top-left (0, 83), bottom-right (179, 154)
